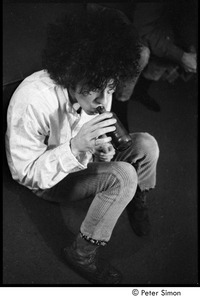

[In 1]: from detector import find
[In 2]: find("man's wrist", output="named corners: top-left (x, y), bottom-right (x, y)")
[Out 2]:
top-left (70, 138), bottom-right (80, 158)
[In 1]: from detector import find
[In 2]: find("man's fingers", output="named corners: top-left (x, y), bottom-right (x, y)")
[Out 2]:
top-left (91, 126), bottom-right (116, 139)
top-left (90, 118), bottom-right (117, 133)
top-left (95, 136), bottom-right (112, 145)
top-left (87, 112), bottom-right (113, 126)
top-left (98, 152), bottom-right (115, 161)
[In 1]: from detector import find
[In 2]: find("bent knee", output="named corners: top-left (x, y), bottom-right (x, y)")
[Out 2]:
top-left (135, 132), bottom-right (160, 159)
top-left (139, 45), bottom-right (150, 69)
top-left (110, 162), bottom-right (138, 196)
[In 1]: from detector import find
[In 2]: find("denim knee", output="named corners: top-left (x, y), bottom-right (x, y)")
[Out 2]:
top-left (137, 132), bottom-right (159, 161)
top-left (108, 161), bottom-right (138, 202)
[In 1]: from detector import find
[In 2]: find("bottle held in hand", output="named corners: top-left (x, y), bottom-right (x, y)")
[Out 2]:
top-left (96, 106), bottom-right (132, 151)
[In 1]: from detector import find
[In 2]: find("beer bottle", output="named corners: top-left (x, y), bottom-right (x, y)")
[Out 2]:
top-left (96, 106), bottom-right (132, 151)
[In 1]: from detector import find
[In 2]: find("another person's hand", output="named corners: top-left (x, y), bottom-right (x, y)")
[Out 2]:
top-left (94, 142), bottom-right (115, 162)
top-left (162, 65), bottom-right (179, 83)
top-left (70, 112), bottom-right (116, 156)
top-left (181, 52), bottom-right (197, 73)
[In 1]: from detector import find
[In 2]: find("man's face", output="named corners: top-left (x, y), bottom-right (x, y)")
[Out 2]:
top-left (69, 82), bottom-right (115, 115)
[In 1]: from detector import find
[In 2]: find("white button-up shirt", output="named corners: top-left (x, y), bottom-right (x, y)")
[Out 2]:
top-left (5, 70), bottom-right (112, 193)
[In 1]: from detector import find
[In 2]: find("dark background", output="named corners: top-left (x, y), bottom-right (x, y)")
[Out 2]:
top-left (3, 2), bottom-right (86, 85)
top-left (3, 2), bottom-right (198, 285)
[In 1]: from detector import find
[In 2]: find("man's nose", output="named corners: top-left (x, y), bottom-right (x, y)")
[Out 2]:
top-left (96, 90), bottom-right (108, 106)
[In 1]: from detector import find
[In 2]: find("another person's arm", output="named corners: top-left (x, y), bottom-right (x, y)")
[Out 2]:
top-left (133, 3), bottom-right (197, 73)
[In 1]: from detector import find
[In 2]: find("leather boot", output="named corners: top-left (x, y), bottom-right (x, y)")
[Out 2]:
top-left (127, 188), bottom-right (151, 237)
top-left (63, 233), bottom-right (122, 284)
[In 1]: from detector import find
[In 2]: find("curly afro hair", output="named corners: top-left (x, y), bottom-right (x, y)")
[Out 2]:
top-left (42, 7), bottom-right (142, 93)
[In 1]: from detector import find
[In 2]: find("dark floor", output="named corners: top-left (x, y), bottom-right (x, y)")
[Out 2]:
top-left (3, 76), bottom-right (198, 285)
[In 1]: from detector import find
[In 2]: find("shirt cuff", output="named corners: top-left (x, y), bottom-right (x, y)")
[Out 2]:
top-left (57, 142), bottom-right (93, 173)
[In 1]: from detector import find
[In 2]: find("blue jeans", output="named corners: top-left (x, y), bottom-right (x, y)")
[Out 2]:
top-left (39, 132), bottom-right (159, 244)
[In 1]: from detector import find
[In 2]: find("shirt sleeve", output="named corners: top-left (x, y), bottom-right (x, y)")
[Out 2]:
top-left (6, 94), bottom-right (89, 191)
top-left (133, 3), bottom-right (184, 63)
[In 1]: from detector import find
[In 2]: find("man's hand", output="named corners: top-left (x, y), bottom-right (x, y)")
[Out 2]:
top-left (94, 142), bottom-right (115, 162)
top-left (162, 65), bottom-right (179, 83)
top-left (181, 51), bottom-right (197, 73)
top-left (70, 112), bottom-right (116, 157)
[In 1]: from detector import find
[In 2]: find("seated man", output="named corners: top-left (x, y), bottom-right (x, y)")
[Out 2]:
top-left (132, 1), bottom-right (197, 103)
top-left (5, 7), bottom-right (159, 284)
top-left (98, 2), bottom-right (197, 128)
